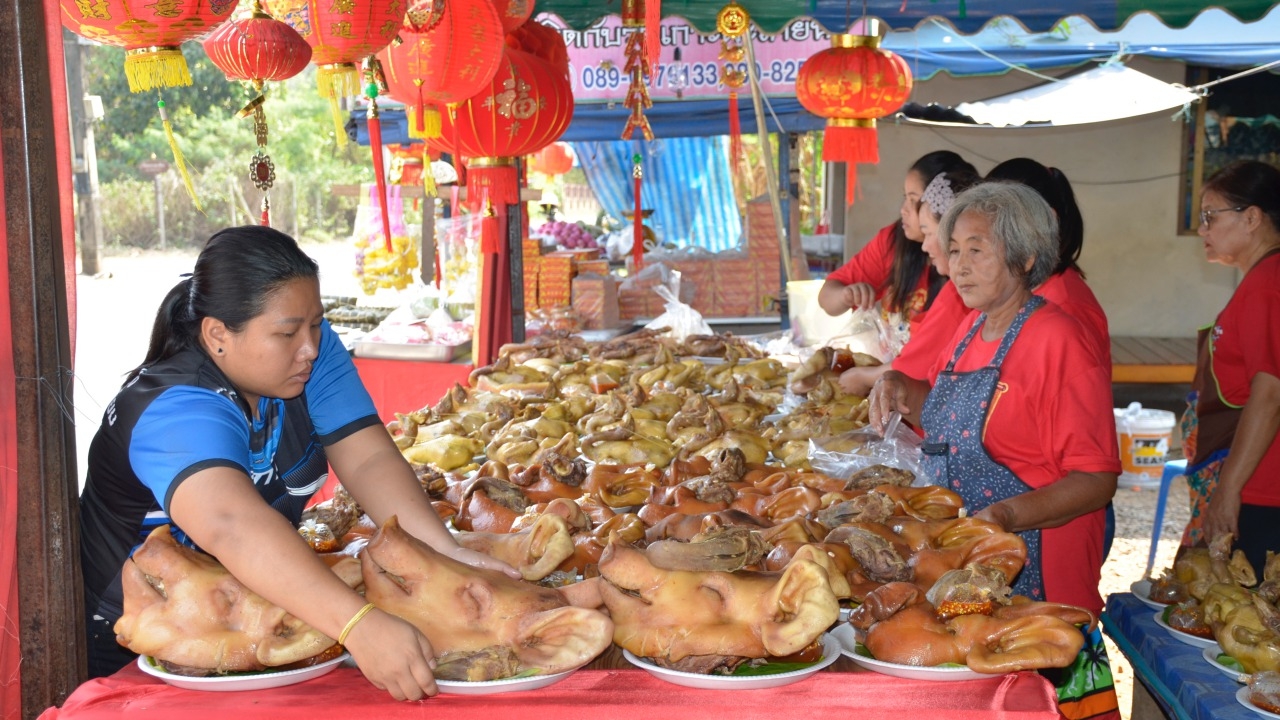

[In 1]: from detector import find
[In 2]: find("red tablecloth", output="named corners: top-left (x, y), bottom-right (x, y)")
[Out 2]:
top-left (351, 356), bottom-right (473, 423)
top-left (41, 664), bottom-right (1061, 720)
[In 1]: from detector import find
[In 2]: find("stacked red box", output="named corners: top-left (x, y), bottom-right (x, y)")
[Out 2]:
top-left (523, 257), bottom-right (540, 310)
top-left (577, 258), bottom-right (609, 276)
top-left (711, 254), bottom-right (760, 317)
top-left (571, 273), bottom-right (620, 330)
top-left (538, 255), bottom-right (575, 307)
top-left (521, 238), bottom-right (543, 259)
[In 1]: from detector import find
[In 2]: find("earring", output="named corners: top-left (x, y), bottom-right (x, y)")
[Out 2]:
top-left (216, 348), bottom-right (224, 354)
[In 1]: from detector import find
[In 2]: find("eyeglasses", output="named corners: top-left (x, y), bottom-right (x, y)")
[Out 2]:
top-left (1199, 206), bottom-right (1246, 227)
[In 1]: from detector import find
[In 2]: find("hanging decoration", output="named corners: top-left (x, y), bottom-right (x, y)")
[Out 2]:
top-left (60, 0), bottom-right (235, 93)
top-left (530, 143), bottom-right (573, 176)
top-left (380, 0), bottom-right (504, 141)
top-left (262, 0), bottom-right (405, 147)
top-left (435, 48), bottom-right (574, 210)
top-left (620, 0), bottom-right (653, 142)
top-left (157, 99), bottom-right (203, 212)
top-left (717, 3), bottom-right (749, 169)
top-left (632, 153), bottom-right (644, 270)
top-left (491, 0), bottom-right (534, 33)
top-left (203, 0), bottom-right (313, 226)
top-left (795, 19), bottom-right (913, 204)
top-left (363, 57), bottom-right (394, 252)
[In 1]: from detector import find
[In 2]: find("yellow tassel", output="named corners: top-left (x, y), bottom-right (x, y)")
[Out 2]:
top-left (317, 64), bottom-right (358, 149)
top-left (158, 99), bottom-right (202, 212)
top-left (328, 95), bottom-right (348, 148)
top-left (424, 168), bottom-right (437, 198)
top-left (124, 48), bottom-right (191, 93)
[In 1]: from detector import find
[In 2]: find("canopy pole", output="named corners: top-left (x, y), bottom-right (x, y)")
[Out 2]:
top-left (743, 31), bottom-right (793, 283)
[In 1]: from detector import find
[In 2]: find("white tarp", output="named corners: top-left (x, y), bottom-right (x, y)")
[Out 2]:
top-left (953, 64), bottom-right (1201, 128)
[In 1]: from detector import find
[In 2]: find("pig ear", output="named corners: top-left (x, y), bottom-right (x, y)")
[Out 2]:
top-left (788, 544), bottom-right (851, 599)
top-left (759, 559), bottom-right (840, 656)
top-left (512, 606), bottom-right (614, 674)
top-left (521, 514), bottom-right (574, 580)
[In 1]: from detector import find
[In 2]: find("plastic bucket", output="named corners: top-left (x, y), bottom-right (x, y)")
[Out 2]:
top-left (1114, 402), bottom-right (1176, 488)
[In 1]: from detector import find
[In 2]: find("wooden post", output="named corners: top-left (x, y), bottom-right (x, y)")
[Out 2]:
top-left (0, 2), bottom-right (86, 717)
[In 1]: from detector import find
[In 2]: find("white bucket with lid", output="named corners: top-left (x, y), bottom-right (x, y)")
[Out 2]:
top-left (1114, 402), bottom-right (1176, 488)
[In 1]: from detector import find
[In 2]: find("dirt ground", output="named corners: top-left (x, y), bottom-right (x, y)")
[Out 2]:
top-left (72, 243), bottom-right (1187, 719)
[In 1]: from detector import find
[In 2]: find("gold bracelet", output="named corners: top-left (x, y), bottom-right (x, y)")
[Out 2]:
top-left (337, 602), bottom-right (376, 646)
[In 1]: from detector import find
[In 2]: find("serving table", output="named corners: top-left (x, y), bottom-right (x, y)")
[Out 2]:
top-left (40, 652), bottom-right (1061, 720)
top-left (1102, 592), bottom-right (1257, 719)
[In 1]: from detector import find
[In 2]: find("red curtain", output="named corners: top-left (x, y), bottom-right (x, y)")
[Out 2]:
top-left (1, 2), bottom-right (78, 713)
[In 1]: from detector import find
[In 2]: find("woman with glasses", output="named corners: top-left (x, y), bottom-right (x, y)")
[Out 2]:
top-left (1181, 160), bottom-right (1280, 576)
top-left (820, 151), bottom-right (977, 394)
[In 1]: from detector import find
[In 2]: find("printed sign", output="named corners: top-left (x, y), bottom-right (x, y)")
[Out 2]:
top-left (541, 15), bottom-right (831, 103)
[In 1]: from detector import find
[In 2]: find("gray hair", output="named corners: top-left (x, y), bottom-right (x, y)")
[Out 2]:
top-left (937, 181), bottom-right (1059, 289)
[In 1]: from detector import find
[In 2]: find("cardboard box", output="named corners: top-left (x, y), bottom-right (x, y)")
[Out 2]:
top-left (577, 259), bottom-right (610, 276)
top-left (571, 273), bottom-right (620, 330)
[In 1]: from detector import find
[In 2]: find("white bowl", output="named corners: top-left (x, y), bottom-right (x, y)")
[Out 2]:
top-left (1130, 579), bottom-right (1173, 611)
top-left (829, 623), bottom-right (990, 681)
top-left (1153, 608), bottom-right (1219, 648)
top-left (1238, 686), bottom-right (1280, 718)
top-left (137, 652), bottom-right (348, 692)
top-left (622, 634), bottom-right (839, 690)
top-left (1202, 643), bottom-right (1248, 683)
top-left (435, 668), bottom-right (576, 695)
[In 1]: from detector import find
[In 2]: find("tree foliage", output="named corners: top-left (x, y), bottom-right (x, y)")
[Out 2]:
top-left (81, 42), bottom-right (374, 247)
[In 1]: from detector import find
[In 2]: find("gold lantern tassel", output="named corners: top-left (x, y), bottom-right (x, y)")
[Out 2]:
top-left (157, 99), bottom-right (202, 212)
top-left (423, 145), bottom-right (437, 198)
top-left (317, 63), bottom-right (359, 148)
top-left (125, 47), bottom-right (192, 93)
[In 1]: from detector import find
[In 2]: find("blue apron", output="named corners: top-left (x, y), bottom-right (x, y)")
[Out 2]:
top-left (919, 296), bottom-right (1045, 600)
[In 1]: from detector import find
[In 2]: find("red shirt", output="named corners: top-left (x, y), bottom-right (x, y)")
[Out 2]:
top-left (892, 282), bottom-right (970, 380)
top-left (928, 304), bottom-right (1120, 614)
top-left (826, 222), bottom-right (932, 327)
top-left (1035, 268), bottom-right (1112, 367)
top-left (1210, 253), bottom-right (1280, 506)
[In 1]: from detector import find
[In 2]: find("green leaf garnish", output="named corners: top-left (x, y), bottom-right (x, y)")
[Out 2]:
top-left (1218, 653), bottom-right (1245, 672)
top-left (728, 660), bottom-right (819, 676)
top-left (1163, 605), bottom-right (1174, 624)
top-left (508, 668), bottom-right (543, 679)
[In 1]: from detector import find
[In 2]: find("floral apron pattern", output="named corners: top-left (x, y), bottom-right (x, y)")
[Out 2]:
top-left (920, 296), bottom-right (1045, 601)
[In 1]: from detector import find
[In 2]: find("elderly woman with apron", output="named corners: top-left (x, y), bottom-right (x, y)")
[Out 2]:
top-left (869, 182), bottom-right (1120, 720)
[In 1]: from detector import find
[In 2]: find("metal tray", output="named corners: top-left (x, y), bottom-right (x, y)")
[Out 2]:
top-left (354, 340), bottom-right (470, 362)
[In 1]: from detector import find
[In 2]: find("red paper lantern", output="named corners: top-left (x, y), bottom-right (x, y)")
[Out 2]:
top-left (436, 48), bottom-right (574, 208)
top-left (530, 143), bottom-right (572, 176)
top-left (60, 0), bottom-right (235, 93)
top-left (491, 0), bottom-right (534, 33)
top-left (203, 2), bottom-right (313, 85)
top-left (795, 26), bottom-right (912, 202)
top-left (263, 0), bottom-right (405, 142)
top-left (379, 0), bottom-right (505, 139)
top-left (506, 20), bottom-right (570, 78)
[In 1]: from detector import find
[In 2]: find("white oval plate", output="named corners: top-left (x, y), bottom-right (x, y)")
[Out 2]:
top-left (1238, 686), bottom-right (1280, 718)
top-left (137, 652), bottom-right (348, 692)
top-left (1202, 644), bottom-right (1248, 683)
top-left (1153, 609), bottom-right (1219, 648)
top-left (828, 623), bottom-right (989, 681)
top-left (1131, 579), bottom-right (1173, 611)
top-left (622, 634), bottom-right (839, 690)
top-left (435, 668), bottom-right (576, 695)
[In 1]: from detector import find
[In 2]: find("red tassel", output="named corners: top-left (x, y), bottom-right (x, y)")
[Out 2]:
top-left (845, 164), bottom-right (858, 206)
top-left (260, 196), bottom-right (270, 226)
top-left (633, 161), bottom-right (644, 270)
top-left (468, 164), bottom-right (519, 211)
top-left (728, 91), bottom-right (742, 171)
top-left (481, 204), bottom-right (501, 254)
top-left (822, 124), bottom-right (879, 165)
top-left (367, 115), bottom-right (394, 252)
top-left (450, 104), bottom-right (466, 188)
top-left (645, 0), bottom-right (662, 76)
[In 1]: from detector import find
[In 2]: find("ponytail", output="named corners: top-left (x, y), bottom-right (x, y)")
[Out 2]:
top-left (128, 278), bottom-right (201, 383)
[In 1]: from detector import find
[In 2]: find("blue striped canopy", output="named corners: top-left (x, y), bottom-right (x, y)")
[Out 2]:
top-left (574, 137), bottom-right (743, 253)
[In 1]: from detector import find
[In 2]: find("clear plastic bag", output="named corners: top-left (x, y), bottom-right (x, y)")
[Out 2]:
top-left (807, 412), bottom-right (928, 484)
top-left (643, 271), bottom-right (713, 341)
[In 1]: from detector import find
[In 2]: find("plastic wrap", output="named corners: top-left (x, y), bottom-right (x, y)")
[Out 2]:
top-left (807, 413), bottom-right (927, 484)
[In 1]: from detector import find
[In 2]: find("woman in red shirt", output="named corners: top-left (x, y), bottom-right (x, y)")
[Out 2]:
top-left (818, 151), bottom-right (976, 329)
top-left (1184, 160), bottom-right (1280, 576)
top-left (986, 158), bottom-right (1110, 366)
